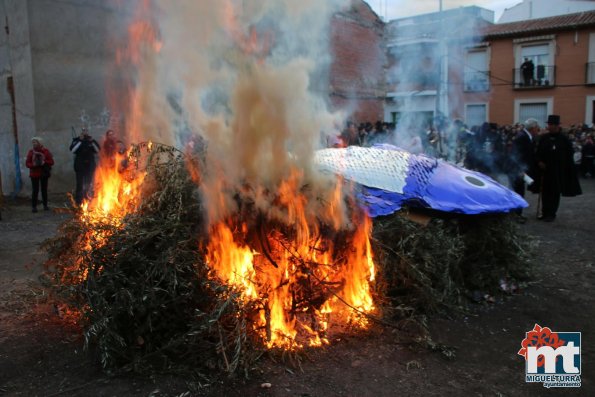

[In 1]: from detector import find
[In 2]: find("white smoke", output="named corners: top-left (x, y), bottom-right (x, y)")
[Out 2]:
top-left (385, 7), bottom-right (489, 158)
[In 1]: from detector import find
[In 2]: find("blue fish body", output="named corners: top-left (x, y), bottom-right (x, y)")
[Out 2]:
top-left (314, 144), bottom-right (528, 217)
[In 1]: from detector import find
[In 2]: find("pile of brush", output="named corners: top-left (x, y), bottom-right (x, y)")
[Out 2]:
top-left (42, 145), bottom-right (533, 376)
top-left (43, 145), bottom-right (257, 376)
top-left (372, 212), bottom-right (534, 315)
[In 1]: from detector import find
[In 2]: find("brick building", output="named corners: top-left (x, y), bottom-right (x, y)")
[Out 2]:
top-left (329, 0), bottom-right (385, 123)
top-left (386, 8), bottom-right (595, 129)
top-left (455, 11), bottom-right (595, 128)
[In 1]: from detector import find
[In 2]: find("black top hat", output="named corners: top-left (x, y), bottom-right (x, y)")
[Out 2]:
top-left (547, 115), bottom-right (560, 125)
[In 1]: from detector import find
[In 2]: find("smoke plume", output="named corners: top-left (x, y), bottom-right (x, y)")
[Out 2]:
top-left (116, 0), bottom-right (350, 226)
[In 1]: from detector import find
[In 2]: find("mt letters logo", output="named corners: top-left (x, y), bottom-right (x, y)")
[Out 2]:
top-left (518, 324), bottom-right (581, 388)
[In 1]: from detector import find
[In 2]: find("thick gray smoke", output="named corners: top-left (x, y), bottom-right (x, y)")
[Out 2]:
top-left (124, 0), bottom-right (350, 225)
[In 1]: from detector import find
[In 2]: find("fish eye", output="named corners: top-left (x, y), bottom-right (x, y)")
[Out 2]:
top-left (464, 175), bottom-right (486, 188)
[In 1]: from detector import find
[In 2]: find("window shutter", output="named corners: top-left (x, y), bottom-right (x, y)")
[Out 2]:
top-left (466, 104), bottom-right (486, 128)
top-left (519, 103), bottom-right (547, 125)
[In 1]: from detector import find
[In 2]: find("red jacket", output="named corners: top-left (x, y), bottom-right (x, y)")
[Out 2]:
top-left (26, 147), bottom-right (54, 178)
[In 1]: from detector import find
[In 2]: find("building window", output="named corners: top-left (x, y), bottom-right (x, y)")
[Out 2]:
top-left (390, 112), bottom-right (398, 124)
top-left (586, 96), bottom-right (595, 125)
top-left (587, 33), bottom-right (595, 85)
top-left (388, 43), bottom-right (439, 89)
top-left (514, 42), bottom-right (555, 88)
top-left (464, 49), bottom-right (489, 92)
top-left (465, 103), bottom-right (487, 128)
top-left (514, 97), bottom-right (553, 126)
top-left (587, 63), bottom-right (595, 85)
top-left (519, 103), bottom-right (547, 124)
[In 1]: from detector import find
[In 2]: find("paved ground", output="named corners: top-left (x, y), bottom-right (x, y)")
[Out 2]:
top-left (0, 194), bottom-right (71, 294)
top-left (0, 180), bottom-right (594, 396)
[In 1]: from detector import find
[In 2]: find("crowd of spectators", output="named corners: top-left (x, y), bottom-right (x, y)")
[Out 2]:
top-left (332, 118), bottom-right (595, 179)
top-left (567, 124), bottom-right (595, 178)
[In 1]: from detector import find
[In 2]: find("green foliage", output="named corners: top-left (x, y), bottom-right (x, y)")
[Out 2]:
top-left (43, 146), bottom-right (257, 376)
top-left (372, 216), bottom-right (465, 312)
top-left (373, 212), bottom-right (534, 314)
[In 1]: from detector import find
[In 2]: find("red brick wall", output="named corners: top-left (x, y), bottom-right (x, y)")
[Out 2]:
top-left (488, 38), bottom-right (515, 124)
top-left (445, 28), bottom-right (595, 126)
top-left (329, 0), bottom-right (385, 123)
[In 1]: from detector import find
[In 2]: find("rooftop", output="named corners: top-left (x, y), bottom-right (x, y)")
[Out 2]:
top-left (484, 10), bottom-right (595, 38)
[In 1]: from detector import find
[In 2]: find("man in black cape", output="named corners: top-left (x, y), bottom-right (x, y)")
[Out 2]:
top-left (532, 115), bottom-right (581, 221)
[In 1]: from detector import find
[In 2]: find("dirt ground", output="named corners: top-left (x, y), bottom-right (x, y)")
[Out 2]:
top-left (1, 181), bottom-right (594, 397)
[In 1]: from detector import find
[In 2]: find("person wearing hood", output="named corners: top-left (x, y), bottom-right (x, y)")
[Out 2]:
top-left (25, 137), bottom-right (54, 213)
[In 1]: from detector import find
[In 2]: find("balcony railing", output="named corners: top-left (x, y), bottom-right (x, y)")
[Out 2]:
top-left (587, 62), bottom-right (595, 85)
top-left (464, 71), bottom-right (490, 92)
top-left (513, 65), bottom-right (555, 89)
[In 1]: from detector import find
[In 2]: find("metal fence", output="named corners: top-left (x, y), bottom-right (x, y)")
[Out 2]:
top-left (513, 65), bottom-right (555, 89)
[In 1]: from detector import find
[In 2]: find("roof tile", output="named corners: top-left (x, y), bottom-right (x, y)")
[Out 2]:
top-left (483, 10), bottom-right (595, 38)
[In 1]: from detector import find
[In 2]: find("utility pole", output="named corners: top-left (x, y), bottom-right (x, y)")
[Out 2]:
top-left (435, 0), bottom-right (447, 120)
top-left (2, 2), bottom-right (23, 197)
top-left (434, 0), bottom-right (450, 158)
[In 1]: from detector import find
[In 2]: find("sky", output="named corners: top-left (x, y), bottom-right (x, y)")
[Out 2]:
top-left (366, 0), bottom-right (523, 22)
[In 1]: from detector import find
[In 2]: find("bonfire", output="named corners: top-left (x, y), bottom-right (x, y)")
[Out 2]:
top-left (43, 139), bottom-right (533, 374)
top-left (42, 0), bottom-right (533, 376)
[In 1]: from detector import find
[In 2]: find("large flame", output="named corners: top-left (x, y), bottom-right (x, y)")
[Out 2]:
top-left (206, 169), bottom-right (376, 349)
top-left (87, 0), bottom-right (377, 351)
top-left (81, 150), bottom-right (146, 227)
top-left (87, 0), bottom-right (160, 225)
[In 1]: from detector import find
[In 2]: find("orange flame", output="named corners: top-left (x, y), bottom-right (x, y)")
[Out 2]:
top-left (206, 169), bottom-right (376, 349)
top-left (207, 223), bottom-right (258, 299)
top-left (204, 2), bottom-right (376, 347)
top-left (342, 215), bottom-right (375, 313)
top-left (94, 0), bottom-right (377, 352)
top-left (83, 153), bottom-right (146, 226)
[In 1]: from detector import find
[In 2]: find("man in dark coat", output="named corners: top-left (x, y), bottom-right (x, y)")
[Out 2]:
top-left (70, 128), bottom-right (100, 205)
top-left (509, 118), bottom-right (540, 220)
top-left (534, 115), bottom-right (582, 221)
top-left (520, 58), bottom-right (534, 86)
